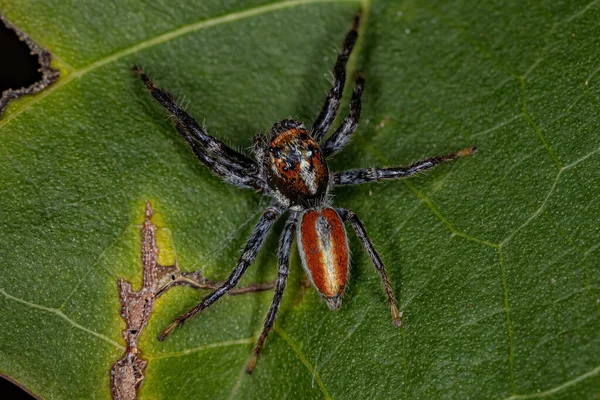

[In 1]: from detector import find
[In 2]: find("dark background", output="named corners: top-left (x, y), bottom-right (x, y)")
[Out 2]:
top-left (0, 20), bottom-right (41, 400)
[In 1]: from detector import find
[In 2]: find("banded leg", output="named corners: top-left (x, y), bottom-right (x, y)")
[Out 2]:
top-left (311, 13), bottom-right (361, 142)
top-left (134, 66), bottom-right (263, 190)
top-left (333, 147), bottom-right (476, 186)
top-left (322, 75), bottom-right (365, 157)
top-left (158, 207), bottom-right (281, 341)
top-left (337, 208), bottom-right (401, 326)
top-left (173, 125), bottom-right (257, 189)
top-left (246, 212), bottom-right (298, 374)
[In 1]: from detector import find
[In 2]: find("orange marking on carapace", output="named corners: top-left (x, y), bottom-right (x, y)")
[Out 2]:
top-left (271, 129), bottom-right (302, 179)
top-left (267, 128), bottom-right (329, 207)
top-left (270, 128), bottom-right (301, 147)
top-left (298, 208), bottom-right (349, 304)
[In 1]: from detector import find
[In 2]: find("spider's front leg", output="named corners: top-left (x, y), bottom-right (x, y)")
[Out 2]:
top-left (333, 147), bottom-right (477, 186)
top-left (321, 74), bottom-right (364, 157)
top-left (337, 208), bottom-right (402, 326)
top-left (246, 212), bottom-right (298, 374)
top-left (133, 66), bottom-right (264, 191)
top-left (311, 13), bottom-right (361, 142)
top-left (158, 207), bottom-right (281, 341)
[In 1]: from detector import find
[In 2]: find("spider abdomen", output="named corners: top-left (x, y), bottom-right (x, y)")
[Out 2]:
top-left (297, 207), bottom-right (349, 309)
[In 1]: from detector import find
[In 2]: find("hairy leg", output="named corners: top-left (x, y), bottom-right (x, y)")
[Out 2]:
top-left (173, 124), bottom-right (259, 189)
top-left (337, 208), bottom-right (401, 326)
top-left (158, 207), bottom-right (281, 341)
top-left (333, 147), bottom-right (476, 186)
top-left (322, 75), bottom-right (365, 157)
top-left (311, 13), bottom-right (361, 142)
top-left (134, 66), bottom-right (264, 190)
top-left (246, 212), bottom-right (298, 373)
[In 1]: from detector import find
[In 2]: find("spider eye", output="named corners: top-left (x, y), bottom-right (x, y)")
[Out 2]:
top-left (282, 165), bottom-right (289, 172)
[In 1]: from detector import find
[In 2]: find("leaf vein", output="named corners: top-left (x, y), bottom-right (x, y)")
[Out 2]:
top-left (0, 0), bottom-right (361, 130)
top-left (0, 288), bottom-right (123, 349)
top-left (498, 247), bottom-right (516, 393)
top-left (503, 364), bottom-right (600, 399)
top-left (58, 223), bottom-right (129, 310)
top-left (274, 326), bottom-right (332, 400)
top-left (146, 337), bottom-right (254, 359)
top-left (501, 170), bottom-right (561, 246)
top-left (563, 0), bottom-right (600, 23)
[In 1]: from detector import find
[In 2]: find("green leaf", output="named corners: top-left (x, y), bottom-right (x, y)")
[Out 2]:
top-left (1, 0), bottom-right (599, 399)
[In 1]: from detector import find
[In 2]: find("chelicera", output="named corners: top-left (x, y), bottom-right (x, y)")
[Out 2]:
top-left (134, 14), bottom-right (475, 373)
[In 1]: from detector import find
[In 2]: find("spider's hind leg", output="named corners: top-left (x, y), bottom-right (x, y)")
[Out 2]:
top-left (337, 208), bottom-right (402, 327)
top-left (246, 212), bottom-right (298, 373)
top-left (157, 207), bottom-right (281, 341)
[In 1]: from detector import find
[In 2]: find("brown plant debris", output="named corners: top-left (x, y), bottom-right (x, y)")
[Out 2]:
top-left (0, 14), bottom-right (59, 116)
top-left (110, 202), bottom-right (275, 400)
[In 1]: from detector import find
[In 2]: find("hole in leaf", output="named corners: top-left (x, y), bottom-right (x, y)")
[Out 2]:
top-left (0, 15), bottom-right (59, 116)
top-left (0, 376), bottom-right (36, 400)
top-left (0, 22), bottom-right (41, 93)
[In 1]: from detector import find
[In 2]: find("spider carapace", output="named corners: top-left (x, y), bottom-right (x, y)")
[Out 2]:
top-left (134, 13), bottom-right (476, 373)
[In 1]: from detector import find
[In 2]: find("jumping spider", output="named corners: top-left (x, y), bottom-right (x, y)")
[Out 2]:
top-left (134, 14), bottom-right (475, 373)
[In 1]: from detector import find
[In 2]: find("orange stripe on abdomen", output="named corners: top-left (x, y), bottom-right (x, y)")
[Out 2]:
top-left (298, 208), bottom-right (349, 305)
